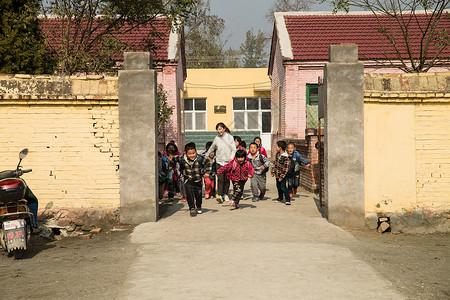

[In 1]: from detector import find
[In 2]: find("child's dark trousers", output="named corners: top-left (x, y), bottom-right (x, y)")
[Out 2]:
top-left (185, 180), bottom-right (203, 210)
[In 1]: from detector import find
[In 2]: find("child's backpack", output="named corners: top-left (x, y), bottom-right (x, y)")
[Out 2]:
top-left (259, 153), bottom-right (269, 174)
top-left (293, 152), bottom-right (301, 172)
top-left (159, 160), bottom-right (169, 183)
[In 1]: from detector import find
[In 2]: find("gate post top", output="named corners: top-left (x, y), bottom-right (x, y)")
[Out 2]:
top-left (329, 44), bottom-right (358, 63)
top-left (123, 52), bottom-right (153, 70)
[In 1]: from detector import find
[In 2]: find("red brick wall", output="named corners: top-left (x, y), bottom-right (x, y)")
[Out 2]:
top-left (284, 129), bottom-right (323, 193)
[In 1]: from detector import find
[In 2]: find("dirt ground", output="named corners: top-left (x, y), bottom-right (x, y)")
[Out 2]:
top-left (0, 229), bottom-right (137, 300)
top-left (348, 230), bottom-right (450, 300)
top-left (0, 206), bottom-right (448, 300)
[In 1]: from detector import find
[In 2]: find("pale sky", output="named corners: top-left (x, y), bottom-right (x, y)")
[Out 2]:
top-left (209, 0), bottom-right (336, 49)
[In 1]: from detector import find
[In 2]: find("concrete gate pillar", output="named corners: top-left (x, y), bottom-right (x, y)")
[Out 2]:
top-left (119, 52), bottom-right (159, 224)
top-left (323, 44), bottom-right (365, 228)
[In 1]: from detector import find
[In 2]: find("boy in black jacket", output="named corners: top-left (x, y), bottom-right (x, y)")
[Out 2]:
top-left (170, 143), bottom-right (211, 216)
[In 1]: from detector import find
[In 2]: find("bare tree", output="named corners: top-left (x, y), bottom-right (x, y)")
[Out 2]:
top-left (265, 0), bottom-right (314, 22)
top-left (327, 0), bottom-right (450, 72)
top-left (184, 0), bottom-right (227, 68)
top-left (40, 0), bottom-right (195, 75)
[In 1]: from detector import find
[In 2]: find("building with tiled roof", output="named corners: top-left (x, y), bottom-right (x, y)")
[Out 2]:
top-left (268, 11), bottom-right (450, 147)
top-left (40, 17), bottom-right (187, 149)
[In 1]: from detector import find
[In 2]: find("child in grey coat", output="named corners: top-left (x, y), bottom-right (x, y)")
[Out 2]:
top-left (247, 142), bottom-right (270, 201)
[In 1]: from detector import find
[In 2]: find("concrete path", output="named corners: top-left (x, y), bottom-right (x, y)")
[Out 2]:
top-left (118, 180), bottom-right (405, 299)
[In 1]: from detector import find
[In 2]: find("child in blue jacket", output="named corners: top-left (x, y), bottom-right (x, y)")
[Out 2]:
top-left (286, 143), bottom-right (311, 196)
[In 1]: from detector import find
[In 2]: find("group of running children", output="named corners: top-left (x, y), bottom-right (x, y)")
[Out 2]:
top-left (158, 137), bottom-right (310, 217)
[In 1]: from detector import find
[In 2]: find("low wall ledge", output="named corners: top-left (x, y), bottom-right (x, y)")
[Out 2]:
top-left (364, 91), bottom-right (450, 103)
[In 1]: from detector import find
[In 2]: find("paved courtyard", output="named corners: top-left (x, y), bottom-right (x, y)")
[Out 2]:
top-left (119, 179), bottom-right (405, 299)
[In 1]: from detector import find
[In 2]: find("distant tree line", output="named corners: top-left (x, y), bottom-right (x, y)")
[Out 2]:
top-left (0, 0), bottom-right (448, 74)
top-left (185, 0), bottom-right (269, 68)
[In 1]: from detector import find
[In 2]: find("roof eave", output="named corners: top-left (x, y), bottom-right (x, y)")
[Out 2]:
top-left (167, 22), bottom-right (180, 61)
top-left (274, 12), bottom-right (294, 61)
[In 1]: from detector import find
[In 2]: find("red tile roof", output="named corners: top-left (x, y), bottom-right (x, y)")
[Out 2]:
top-left (40, 17), bottom-right (174, 61)
top-left (281, 13), bottom-right (450, 61)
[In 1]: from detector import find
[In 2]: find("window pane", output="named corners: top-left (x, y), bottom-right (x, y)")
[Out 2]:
top-left (184, 112), bottom-right (193, 130)
top-left (248, 112), bottom-right (258, 129)
top-left (261, 98), bottom-right (271, 109)
top-left (195, 98), bottom-right (206, 111)
top-left (195, 112), bottom-right (206, 130)
top-left (234, 112), bottom-right (245, 130)
top-left (247, 98), bottom-right (259, 110)
top-left (184, 99), bottom-right (193, 111)
top-left (262, 112), bottom-right (271, 133)
top-left (308, 85), bottom-right (319, 106)
top-left (233, 98), bottom-right (245, 110)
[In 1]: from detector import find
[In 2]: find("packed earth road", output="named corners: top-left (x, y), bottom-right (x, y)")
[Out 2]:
top-left (0, 179), bottom-right (448, 299)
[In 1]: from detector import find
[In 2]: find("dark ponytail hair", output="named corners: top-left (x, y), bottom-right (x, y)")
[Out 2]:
top-left (216, 122), bottom-right (230, 133)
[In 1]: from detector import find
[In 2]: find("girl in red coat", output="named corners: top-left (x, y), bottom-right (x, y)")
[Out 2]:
top-left (217, 149), bottom-right (254, 209)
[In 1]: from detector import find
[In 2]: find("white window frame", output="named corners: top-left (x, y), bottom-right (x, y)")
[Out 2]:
top-left (184, 98), bottom-right (207, 132)
top-left (232, 97), bottom-right (271, 133)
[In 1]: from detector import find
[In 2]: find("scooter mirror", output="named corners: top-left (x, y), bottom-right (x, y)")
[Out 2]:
top-left (19, 148), bottom-right (28, 159)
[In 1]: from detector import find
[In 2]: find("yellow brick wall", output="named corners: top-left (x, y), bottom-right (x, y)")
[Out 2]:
top-left (0, 75), bottom-right (119, 209)
top-left (415, 103), bottom-right (450, 208)
top-left (364, 72), bottom-right (450, 215)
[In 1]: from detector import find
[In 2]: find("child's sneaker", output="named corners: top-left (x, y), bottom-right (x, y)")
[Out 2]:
top-left (286, 201), bottom-right (291, 205)
top-left (205, 193), bottom-right (210, 199)
top-left (234, 204), bottom-right (242, 210)
top-left (181, 197), bottom-right (187, 202)
top-left (229, 199), bottom-right (235, 206)
top-left (252, 197), bottom-right (259, 202)
top-left (224, 195), bottom-right (230, 202)
top-left (196, 207), bottom-right (203, 214)
top-left (216, 196), bottom-right (224, 203)
top-left (190, 208), bottom-right (197, 216)
top-left (274, 198), bottom-right (282, 203)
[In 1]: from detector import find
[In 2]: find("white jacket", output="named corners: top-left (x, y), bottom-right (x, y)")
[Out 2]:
top-left (205, 133), bottom-right (236, 166)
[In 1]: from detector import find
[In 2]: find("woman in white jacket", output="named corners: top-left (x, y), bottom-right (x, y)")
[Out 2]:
top-left (205, 122), bottom-right (236, 203)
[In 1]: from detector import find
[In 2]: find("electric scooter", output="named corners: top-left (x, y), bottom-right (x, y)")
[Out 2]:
top-left (0, 149), bottom-right (35, 259)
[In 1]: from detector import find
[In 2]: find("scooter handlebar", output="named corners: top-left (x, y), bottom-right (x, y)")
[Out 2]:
top-left (22, 169), bottom-right (32, 174)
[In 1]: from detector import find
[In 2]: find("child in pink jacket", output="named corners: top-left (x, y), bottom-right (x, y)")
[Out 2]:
top-left (217, 149), bottom-right (254, 209)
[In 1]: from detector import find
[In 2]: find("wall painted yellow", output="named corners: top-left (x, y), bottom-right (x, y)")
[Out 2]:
top-left (364, 102), bottom-right (417, 212)
top-left (364, 76), bottom-right (450, 216)
top-left (415, 103), bottom-right (450, 208)
top-left (184, 68), bottom-right (270, 131)
top-left (0, 75), bottom-right (119, 209)
top-left (0, 104), bottom-right (120, 209)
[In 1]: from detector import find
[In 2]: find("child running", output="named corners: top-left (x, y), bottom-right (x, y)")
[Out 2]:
top-left (271, 141), bottom-right (292, 205)
top-left (247, 142), bottom-right (270, 202)
top-left (170, 142), bottom-right (211, 216)
top-left (202, 142), bottom-right (216, 199)
top-left (158, 151), bottom-right (169, 201)
top-left (234, 136), bottom-right (245, 151)
top-left (286, 143), bottom-right (310, 196)
top-left (253, 137), bottom-right (268, 158)
top-left (204, 150), bottom-right (217, 199)
top-left (217, 149), bottom-right (254, 209)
